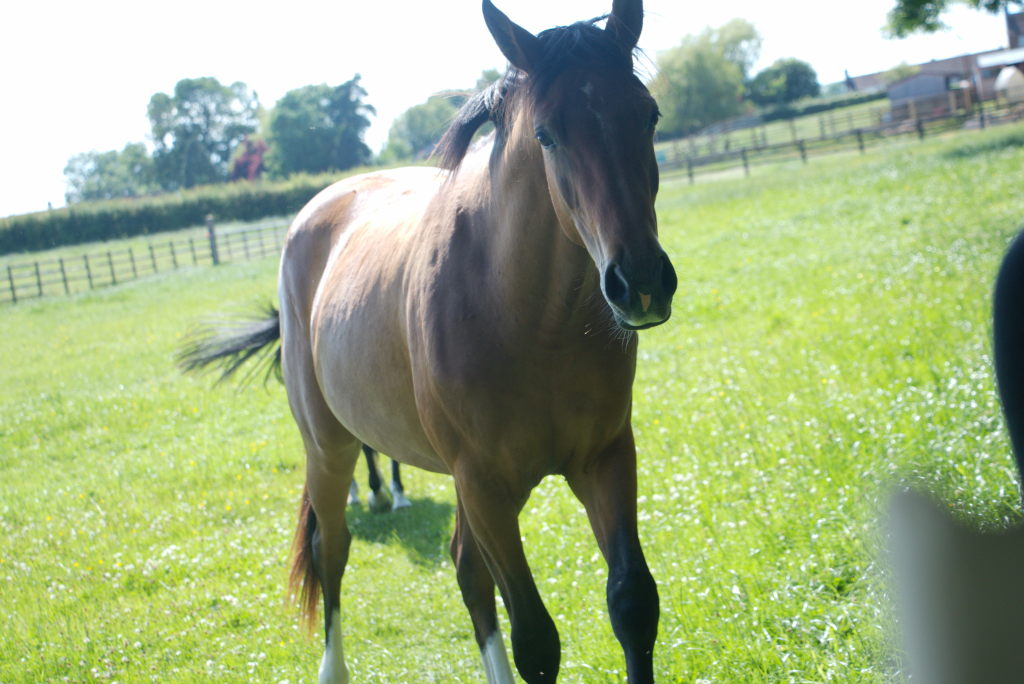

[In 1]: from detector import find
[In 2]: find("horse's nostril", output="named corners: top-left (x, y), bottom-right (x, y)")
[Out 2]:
top-left (660, 254), bottom-right (678, 297)
top-left (603, 263), bottom-right (630, 306)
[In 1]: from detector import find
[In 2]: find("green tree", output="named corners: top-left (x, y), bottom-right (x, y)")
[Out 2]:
top-left (379, 70), bottom-right (502, 164)
top-left (887, 0), bottom-right (1020, 37)
top-left (148, 77), bottom-right (260, 190)
top-left (63, 143), bottom-right (157, 203)
top-left (266, 76), bottom-right (375, 178)
top-left (379, 97), bottom-right (460, 163)
top-left (651, 20), bottom-right (761, 137)
top-left (748, 58), bottom-right (821, 107)
top-left (716, 18), bottom-right (763, 81)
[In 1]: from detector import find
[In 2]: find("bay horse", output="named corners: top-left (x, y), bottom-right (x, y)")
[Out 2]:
top-left (180, 0), bottom-right (676, 681)
top-left (994, 228), bottom-right (1024, 499)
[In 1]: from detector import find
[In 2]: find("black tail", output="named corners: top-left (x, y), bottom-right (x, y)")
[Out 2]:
top-left (177, 303), bottom-right (282, 385)
top-left (995, 229), bottom-right (1024, 479)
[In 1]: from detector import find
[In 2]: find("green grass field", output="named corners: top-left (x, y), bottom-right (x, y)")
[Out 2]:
top-left (3, 123), bottom-right (1024, 682)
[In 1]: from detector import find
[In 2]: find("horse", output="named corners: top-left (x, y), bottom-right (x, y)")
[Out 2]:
top-left (347, 445), bottom-right (410, 511)
top-left (179, 0), bottom-right (676, 681)
top-left (994, 228), bottom-right (1024, 497)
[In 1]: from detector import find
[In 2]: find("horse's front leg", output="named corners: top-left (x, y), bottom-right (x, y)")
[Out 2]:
top-left (454, 467), bottom-right (560, 683)
top-left (565, 429), bottom-right (659, 684)
top-left (450, 495), bottom-right (515, 683)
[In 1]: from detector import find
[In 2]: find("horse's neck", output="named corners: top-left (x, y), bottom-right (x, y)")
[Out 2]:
top-left (472, 138), bottom-right (607, 338)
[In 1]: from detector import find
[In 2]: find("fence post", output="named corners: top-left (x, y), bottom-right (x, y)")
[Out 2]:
top-left (129, 248), bottom-right (138, 279)
top-left (798, 140), bottom-right (807, 163)
top-left (978, 99), bottom-right (987, 129)
top-left (59, 257), bottom-right (69, 295)
top-left (206, 215), bottom-right (219, 265)
top-left (83, 254), bottom-right (94, 289)
top-left (7, 265), bottom-right (17, 304)
top-left (34, 262), bottom-right (43, 297)
top-left (107, 251), bottom-right (116, 285)
top-left (189, 237), bottom-right (197, 264)
top-left (686, 158), bottom-right (694, 185)
top-left (789, 119), bottom-right (798, 144)
top-left (241, 231), bottom-right (250, 260)
top-left (856, 129), bottom-right (865, 154)
top-left (741, 149), bottom-right (750, 177)
top-left (916, 118), bottom-right (925, 140)
top-left (149, 244), bottom-right (158, 273)
top-left (169, 241), bottom-right (178, 269)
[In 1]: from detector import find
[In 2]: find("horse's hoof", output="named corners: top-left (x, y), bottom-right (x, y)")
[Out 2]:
top-left (392, 491), bottom-right (412, 510)
top-left (367, 489), bottom-right (392, 513)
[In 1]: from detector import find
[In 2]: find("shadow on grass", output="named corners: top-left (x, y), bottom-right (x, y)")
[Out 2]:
top-left (347, 496), bottom-right (455, 568)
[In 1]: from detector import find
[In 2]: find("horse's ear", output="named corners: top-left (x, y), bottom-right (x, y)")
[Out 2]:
top-left (606, 0), bottom-right (643, 52)
top-left (483, 0), bottom-right (541, 73)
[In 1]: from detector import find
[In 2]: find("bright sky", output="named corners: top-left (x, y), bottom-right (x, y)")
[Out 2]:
top-left (0, 0), bottom-right (1010, 218)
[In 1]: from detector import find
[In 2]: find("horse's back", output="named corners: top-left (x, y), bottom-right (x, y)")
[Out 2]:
top-left (280, 166), bottom-right (445, 314)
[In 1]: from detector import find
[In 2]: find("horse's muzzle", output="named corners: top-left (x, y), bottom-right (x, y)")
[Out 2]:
top-left (602, 251), bottom-right (677, 330)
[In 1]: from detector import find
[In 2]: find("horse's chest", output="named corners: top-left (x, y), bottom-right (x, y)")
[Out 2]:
top-left (417, 329), bottom-right (634, 466)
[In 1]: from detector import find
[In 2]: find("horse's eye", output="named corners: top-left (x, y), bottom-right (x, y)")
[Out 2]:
top-left (648, 110), bottom-right (661, 132)
top-left (535, 129), bottom-right (556, 149)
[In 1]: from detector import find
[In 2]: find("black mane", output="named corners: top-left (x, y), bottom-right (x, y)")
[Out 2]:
top-left (434, 18), bottom-right (634, 171)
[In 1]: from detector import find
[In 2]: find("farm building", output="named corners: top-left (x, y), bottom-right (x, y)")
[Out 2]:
top-left (846, 11), bottom-right (1024, 105)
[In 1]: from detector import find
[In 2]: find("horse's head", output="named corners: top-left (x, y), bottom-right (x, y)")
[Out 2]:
top-left (483, 0), bottom-right (676, 330)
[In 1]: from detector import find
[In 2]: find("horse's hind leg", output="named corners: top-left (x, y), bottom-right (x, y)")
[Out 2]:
top-left (361, 445), bottom-right (392, 513)
top-left (390, 459), bottom-right (412, 510)
top-left (300, 437), bottom-right (361, 684)
top-left (565, 430), bottom-right (659, 684)
top-left (280, 309), bottom-right (360, 682)
top-left (345, 445), bottom-right (381, 508)
top-left (450, 496), bottom-right (513, 683)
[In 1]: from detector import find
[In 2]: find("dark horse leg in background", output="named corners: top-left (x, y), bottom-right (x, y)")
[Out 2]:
top-left (994, 228), bottom-right (1024, 503)
top-left (347, 445), bottom-right (412, 512)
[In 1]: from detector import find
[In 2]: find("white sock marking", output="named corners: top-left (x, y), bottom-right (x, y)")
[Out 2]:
top-left (347, 481), bottom-right (360, 506)
top-left (391, 482), bottom-right (412, 510)
top-left (319, 608), bottom-right (349, 684)
top-left (481, 628), bottom-right (514, 684)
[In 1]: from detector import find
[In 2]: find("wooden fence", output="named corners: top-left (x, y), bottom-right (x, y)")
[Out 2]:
top-left (659, 94), bottom-right (1024, 183)
top-left (1, 220), bottom-right (286, 305)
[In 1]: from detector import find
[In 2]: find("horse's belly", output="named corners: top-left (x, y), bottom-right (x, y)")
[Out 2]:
top-left (312, 281), bottom-right (447, 475)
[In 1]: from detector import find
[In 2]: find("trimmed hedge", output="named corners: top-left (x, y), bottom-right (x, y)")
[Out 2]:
top-left (0, 169), bottom-right (376, 255)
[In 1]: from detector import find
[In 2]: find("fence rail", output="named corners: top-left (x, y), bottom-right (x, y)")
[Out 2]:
top-left (1, 221), bottom-right (286, 305)
top-left (659, 94), bottom-right (1024, 183)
